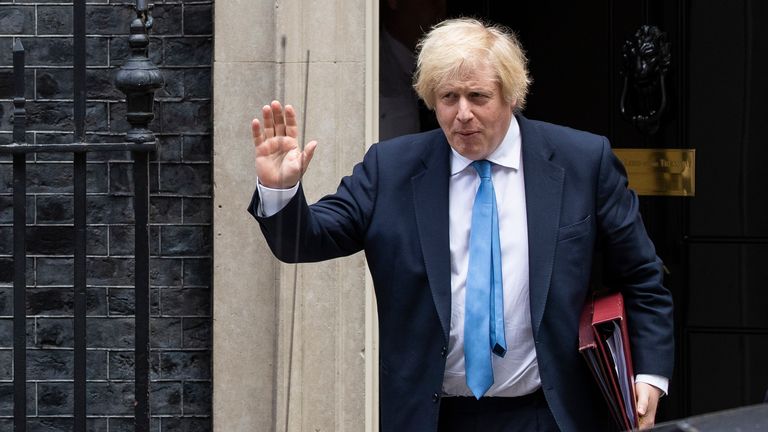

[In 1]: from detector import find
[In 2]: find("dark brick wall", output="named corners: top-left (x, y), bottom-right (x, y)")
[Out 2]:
top-left (0, 1), bottom-right (213, 430)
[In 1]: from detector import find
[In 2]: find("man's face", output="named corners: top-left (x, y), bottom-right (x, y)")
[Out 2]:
top-left (434, 63), bottom-right (515, 160)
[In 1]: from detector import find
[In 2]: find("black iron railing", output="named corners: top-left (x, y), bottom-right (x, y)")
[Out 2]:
top-left (1, 1), bottom-right (163, 431)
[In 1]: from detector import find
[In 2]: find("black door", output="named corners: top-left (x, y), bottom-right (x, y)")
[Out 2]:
top-left (382, 0), bottom-right (768, 423)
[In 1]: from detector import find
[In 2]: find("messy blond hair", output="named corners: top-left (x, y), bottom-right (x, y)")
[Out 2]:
top-left (413, 18), bottom-right (531, 111)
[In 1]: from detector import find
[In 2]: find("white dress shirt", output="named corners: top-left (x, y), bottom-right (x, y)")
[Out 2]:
top-left (442, 116), bottom-right (541, 397)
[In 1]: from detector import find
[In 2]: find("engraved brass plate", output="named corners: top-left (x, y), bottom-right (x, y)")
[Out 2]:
top-left (613, 148), bottom-right (695, 196)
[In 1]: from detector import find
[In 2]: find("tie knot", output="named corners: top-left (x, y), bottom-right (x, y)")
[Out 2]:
top-left (472, 160), bottom-right (492, 179)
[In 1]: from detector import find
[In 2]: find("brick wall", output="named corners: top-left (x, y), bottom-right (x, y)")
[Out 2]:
top-left (0, 1), bottom-right (213, 430)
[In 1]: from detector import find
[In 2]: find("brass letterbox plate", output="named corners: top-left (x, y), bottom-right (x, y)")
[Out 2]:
top-left (612, 148), bottom-right (695, 196)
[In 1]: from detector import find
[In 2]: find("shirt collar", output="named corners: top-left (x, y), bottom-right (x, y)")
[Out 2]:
top-left (450, 115), bottom-right (521, 175)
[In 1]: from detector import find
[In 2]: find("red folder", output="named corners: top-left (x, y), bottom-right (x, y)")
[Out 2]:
top-left (578, 292), bottom-right (639, 430)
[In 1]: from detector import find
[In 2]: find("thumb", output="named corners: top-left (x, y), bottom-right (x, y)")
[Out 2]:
top-left (301, 140), bottom-right (318, 174)
top-left (636, 385), bottom-right (649, 416)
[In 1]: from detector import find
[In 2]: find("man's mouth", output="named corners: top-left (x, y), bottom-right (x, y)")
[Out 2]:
top-left (456, 130), bottom-right (479, 136)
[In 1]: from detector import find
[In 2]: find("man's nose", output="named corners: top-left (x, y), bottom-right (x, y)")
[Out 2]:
top-left (456, 97), bottom-right (473, 122)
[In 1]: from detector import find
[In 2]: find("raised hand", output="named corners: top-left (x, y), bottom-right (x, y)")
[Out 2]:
top-left (251, 100), bottom-right (317, 189)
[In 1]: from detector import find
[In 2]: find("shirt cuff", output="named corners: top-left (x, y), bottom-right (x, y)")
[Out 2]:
top-left (635, 374), bottom-right (669, 396)
top-left (256, 180), bottom-right (300, 217)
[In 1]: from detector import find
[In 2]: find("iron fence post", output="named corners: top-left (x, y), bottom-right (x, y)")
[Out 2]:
top-left (72, 1), bottom-right (88, 429)
top-left (115, 5), bottom-right (163, 431)
top-left (12, 39), bottom-right (25, 145)
top-left (12, 38), bottom-right (27, 432)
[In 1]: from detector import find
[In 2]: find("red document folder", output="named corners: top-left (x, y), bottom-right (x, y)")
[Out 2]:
top-left (578, 292), bottom-right (639, 430)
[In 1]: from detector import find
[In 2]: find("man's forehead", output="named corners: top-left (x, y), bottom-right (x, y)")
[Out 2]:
top-left (437, 75), bottom-right (500, 91)
top-left (436, 61), bottom-right (498, 88)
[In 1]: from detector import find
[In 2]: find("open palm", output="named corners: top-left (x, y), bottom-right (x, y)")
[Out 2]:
top-left (251, 100), bottom-right (317, 189)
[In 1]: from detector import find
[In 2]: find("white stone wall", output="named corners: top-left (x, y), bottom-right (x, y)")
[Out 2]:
top-left (212, 0), bottom-right (372, 430)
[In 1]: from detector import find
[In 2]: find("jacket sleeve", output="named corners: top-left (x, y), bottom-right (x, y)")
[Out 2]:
top-left (247, 144), bottom-right (380, 263)
top-left (595, 137), bottom-right (674, 379)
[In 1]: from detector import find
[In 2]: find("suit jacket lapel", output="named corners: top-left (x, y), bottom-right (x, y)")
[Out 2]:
top-left (412, 132), bottom-right (452, 343)
top-left (519, 116), bottom-right (565, 339)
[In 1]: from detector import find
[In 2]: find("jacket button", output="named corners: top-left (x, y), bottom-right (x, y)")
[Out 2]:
top-left (432, 393), bottom-right (440, 403)
top-left (440, 346), bottom-right (447, 357)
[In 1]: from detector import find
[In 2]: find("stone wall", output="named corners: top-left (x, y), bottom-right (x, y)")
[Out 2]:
top-left (0, 1), bottom-right (213, 429)
top-left (212, 0), bottom-right (373, 430)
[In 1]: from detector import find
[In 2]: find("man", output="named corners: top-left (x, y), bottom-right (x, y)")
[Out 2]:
top-left (249, 18), bottom-right (673, 432)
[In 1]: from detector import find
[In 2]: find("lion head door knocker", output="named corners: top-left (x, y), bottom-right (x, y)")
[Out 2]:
top-left (620, 25), bottom-right (671, 135)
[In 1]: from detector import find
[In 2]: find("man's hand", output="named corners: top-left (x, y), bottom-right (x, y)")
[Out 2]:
top-left (636, 381), bottom-right (663, 429)
top-left (251, 100), bottom-right (317, 189)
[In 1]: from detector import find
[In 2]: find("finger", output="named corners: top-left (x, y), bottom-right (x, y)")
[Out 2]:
top-left (639, 418), bottom-right (652, 430)
top-left (285, 104), bottom-right (299, 138)
top-left (271, 100), bottom-right (286, 137)
top-left (262, 105), bottom-right (275, 139)
top-left (301, 140), bottom-right (318, 174)
top-left (638, 410), bottom-right (656, 430)
top-left (251, 118), bottom-right (263, 147)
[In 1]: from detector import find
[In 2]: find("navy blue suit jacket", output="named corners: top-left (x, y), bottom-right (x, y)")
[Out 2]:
top-left (249, 115), bottom-right (674, 432)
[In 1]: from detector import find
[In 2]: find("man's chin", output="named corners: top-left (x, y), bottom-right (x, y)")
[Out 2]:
top-left (450, 140), bottom-right (486, 159)
top-left (455, 148), bottom-right (487, 161)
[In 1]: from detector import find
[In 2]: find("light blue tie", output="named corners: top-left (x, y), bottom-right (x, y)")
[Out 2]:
top-left (465, 160), bottom-right (507, 399)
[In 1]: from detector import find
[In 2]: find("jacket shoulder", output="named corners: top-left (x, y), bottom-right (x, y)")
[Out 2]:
top-left (525, 118), bottom-right (606, 150)
top-left (369, 128), bottom-right (447, 168)
top-left (375, 128), bottom-right (445, 152)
